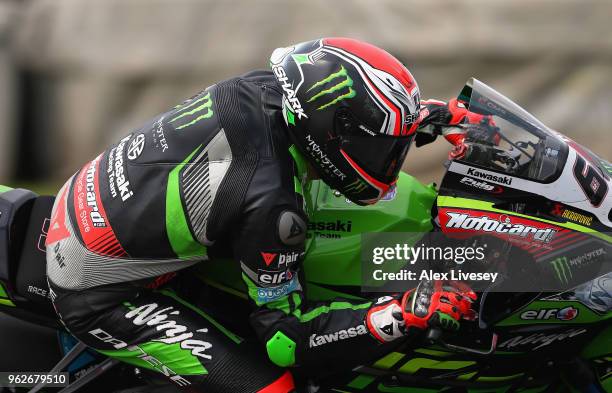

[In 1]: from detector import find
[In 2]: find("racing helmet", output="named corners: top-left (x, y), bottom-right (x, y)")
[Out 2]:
top-left (270, 38), bottom-right (421, 205)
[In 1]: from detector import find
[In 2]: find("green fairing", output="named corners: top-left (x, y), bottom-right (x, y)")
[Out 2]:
top-left (398, 358), bottom-right (476, 374)
top-left (0, 282), bottom-right (9, 298)
top-left (376, 383), bottom-right (439, 392)
top-left (0, 299), bottom-right (15, 307)
top-left (198, 172), bottom-right (435, 300)
top-left (302, 173), bottom-right (435, 292)
top-left (437, 196), bottom-right (612, 243)
top-left (0, 185), bottom-right (12, 194)
top-left (581, 325), bottom-right (612, 360)
top-left (499, 300), bottom-right (610, 326)
top-left (98, 341), bottom-right (207, 375)
top-left (0, 283), bottom-right (15, 307)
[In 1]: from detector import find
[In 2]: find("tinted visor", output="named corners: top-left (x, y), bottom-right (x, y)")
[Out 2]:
top-left (335, 109), bottom-right (414, 184)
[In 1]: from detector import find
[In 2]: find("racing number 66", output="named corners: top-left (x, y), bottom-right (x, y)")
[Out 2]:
top-left (573, 155), bottom-right (608, 207)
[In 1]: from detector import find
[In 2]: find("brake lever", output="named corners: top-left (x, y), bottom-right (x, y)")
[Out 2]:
top-left (425, 327), bottom-right (498, 356)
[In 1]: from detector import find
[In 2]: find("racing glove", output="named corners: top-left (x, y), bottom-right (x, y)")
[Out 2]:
top-left (416, 98), bottom-right (498, 159)
top-left (366, 280), bottom-right (476, 343)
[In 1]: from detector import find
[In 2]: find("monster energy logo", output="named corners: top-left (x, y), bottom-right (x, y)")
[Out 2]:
top-left (307, 65), bottom-right (356, 110)
top-left (170, 92), bottom-right (214, 130)
top-left (345, 179), bottom-right (368, 193)
top-left (550, 256), bottom-right (573, 284)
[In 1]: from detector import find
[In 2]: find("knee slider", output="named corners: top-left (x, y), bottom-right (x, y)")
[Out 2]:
top-left (266, 331), bottom-right (296, 367)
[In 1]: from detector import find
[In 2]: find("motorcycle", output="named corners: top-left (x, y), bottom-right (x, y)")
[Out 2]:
top-left (0, 79), bottom-right (610, 393)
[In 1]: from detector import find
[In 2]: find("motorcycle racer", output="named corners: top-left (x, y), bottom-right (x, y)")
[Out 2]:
top-left (45, 37), bottom-right (477, 392)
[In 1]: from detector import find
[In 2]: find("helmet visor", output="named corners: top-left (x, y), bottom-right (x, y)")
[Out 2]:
top-left (334, 109), bottom-right (414, 184)
top-left (339, 132), bottom-right (413, 184)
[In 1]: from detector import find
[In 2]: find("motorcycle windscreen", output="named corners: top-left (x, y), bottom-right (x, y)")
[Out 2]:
top-left (456, 78), bottom-right (568, 184)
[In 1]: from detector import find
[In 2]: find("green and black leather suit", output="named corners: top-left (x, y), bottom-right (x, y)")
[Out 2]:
top-left (45, 71), bottom-right (456, 391)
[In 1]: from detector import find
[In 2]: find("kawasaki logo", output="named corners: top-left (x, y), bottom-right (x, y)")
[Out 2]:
top-left (170, 91), bottom-right (214, 131)
top-left (550, 256), bottom-right (573, 284)
top-left (445, 212), bottom-right (556, 242)
top-left (466, 168), bottom-right (513, 185)
top-left (309, 324), bottom-right (368, 348)
top-left (273, 65), bottom-right (307, 120)
top-left (307, 65), bottom-right (356, 110)
top-left (307, 220), bottom-right (353, 232)
top-left (108, 134), bottom-right (135, 202)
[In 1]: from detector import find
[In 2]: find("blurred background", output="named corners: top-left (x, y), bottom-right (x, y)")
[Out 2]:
top-left (0, 0), bottom-right (611, 194)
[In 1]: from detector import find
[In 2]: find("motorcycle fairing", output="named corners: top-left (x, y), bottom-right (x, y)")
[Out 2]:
top-left (446, 148), bottom-right (612, 228)
top-left (445, 78), bottom-right (612, 229)
top-left (437, 196), bottom-right (612, 243)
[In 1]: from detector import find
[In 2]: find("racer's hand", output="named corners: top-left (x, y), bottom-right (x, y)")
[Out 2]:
top-left (416, 98), bottom-right (498, 158)
top-left (366, 280), bottom-right (476, 343)
top-left (446, 99), bottom-right (500, 162)
top-left (401, 280), bottom-right (476, 332)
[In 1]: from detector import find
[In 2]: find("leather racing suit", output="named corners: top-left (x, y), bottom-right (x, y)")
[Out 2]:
top-left (45, 70), bottom-right (463, 392)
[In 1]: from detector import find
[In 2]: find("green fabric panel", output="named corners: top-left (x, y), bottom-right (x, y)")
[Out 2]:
top-left (243, 272), bottom-right (371, 327)
top-left (288, 145), bottom-right (307, 179)
top-left (99, 341), bottom-right (206, 375)
top-left (160, 289), bottom-right (242, 345)
top-left (166, 145), bottom-right (207, 258)
top-left (266, 331), bottom-right (296, 367)
top-left (293, 176), bottom-right (303, 196)
top-left (289, 145), bottom-right (307, 195)
top-left (242, 273), bottom-right (266, 306)
top-left (266, 296), bottom-right (292, 314)
top-left (297, 301), bottom-right (372, 323)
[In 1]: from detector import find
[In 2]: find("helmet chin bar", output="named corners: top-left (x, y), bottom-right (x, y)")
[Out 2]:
top-left (340, 149), bottom-right (391, 204)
